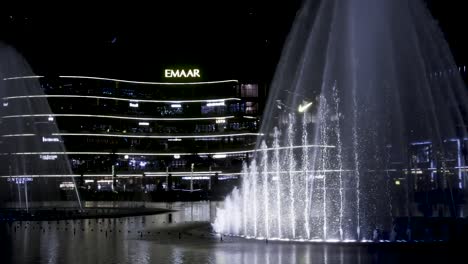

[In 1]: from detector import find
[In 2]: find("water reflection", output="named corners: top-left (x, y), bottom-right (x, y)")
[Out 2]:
top-left (0, 201), bottom-right (461, 264)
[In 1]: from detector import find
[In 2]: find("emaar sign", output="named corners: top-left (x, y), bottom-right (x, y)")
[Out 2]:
top-left (164, 69), bottom-right (200, 78)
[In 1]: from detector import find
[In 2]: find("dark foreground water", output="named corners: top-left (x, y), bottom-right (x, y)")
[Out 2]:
top-left (0, 202), bottom-right (463, 264)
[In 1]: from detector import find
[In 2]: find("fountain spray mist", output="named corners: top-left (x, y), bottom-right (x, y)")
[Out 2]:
top-left (214, 0), bottom-right (468, 241)
top-left (0, 43), bottom-right (82, 210)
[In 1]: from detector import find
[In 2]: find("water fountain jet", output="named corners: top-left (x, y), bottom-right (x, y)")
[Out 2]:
top-left (214, 0), bottom-right (468, 242)
top-left (0, 43), bottom-right (82, 211)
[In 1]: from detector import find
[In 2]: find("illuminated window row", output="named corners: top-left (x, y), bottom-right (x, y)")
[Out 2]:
top-left (1, 114), bottom-right (236, 121)
top-left (0, 169), bottom-right (352, 179)
top-left (51, 132), bottom-right (263, 139)
top-left (0, 172), bottom-right (224, 178)
top-left (2, 94), bottom-right (241, 104)
top-left (1, 151), bottom-right (246, 156)
top-left (1, 132), bottom-right (263, 139)
top-left (0, 145), bottom-right (335, 157)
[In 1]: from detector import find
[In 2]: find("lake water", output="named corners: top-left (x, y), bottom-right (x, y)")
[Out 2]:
top-left (0, 201), bottom-right (462, 263)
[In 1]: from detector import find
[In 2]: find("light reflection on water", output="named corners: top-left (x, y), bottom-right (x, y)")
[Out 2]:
top-left (0, 201), bottom-right (460, 264)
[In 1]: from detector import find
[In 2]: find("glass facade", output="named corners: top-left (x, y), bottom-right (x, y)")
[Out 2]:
top-left (1, 75), bottom-right (263, 193)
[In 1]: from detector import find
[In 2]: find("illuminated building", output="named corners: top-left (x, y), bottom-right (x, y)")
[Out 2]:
top-left (1, 71), bottom-right (263, 194)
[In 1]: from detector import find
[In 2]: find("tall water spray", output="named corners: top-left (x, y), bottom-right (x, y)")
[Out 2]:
top-left (214, 0), bottom-right (468, 241)
top-left (0, 43), bottom-right (82, 210)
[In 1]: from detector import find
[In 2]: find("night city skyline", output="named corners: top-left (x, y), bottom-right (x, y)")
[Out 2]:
top-left (2, 1), bottom-right (468, 263)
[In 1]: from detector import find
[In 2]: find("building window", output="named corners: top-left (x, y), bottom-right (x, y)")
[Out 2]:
top-left (171, 159), bottom-right (187, 168)
top-left (229, 103), bottom-right (241, 113)
top-left (201, 105), bottom-right (226, 115)
top-left (245, 102), bottom-right (258, 114)
top-left (229, 122), bottom-right (240, 130)
top-left (120, 89), bottom-right (134, 97)
top-left (195, 124), bottom-right (216, 133)
top-left (240, 84), bottom-right (258, 97)
top-left (102, 87), bottom-right (114, 95)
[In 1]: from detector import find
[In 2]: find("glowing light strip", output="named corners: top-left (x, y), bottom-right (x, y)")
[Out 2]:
top-left (1, 114), bottom-right (236, 121)
top-left (51, 132), bottom-right (263, 139)
top-left (1, 133), bottom-right (36, 137)
top-left (0, 145), bottom-right (333, 157)
top-left (1, 94), bottom-right (241, 103)
top-left (410, 141), bottom-right (431, 145)
top-left (1, 175), bottom-right (80, 178)
top-left (2, 151), bottom-right (193, 156)
top-left (3, 76), bottom-right (44, 81)
top-left (181, 176), bottom-right (210, 180)
top-left (59, 75), bottom-right (238, 85)
top-left (0, 173), bottom-right (222, 178)
top-left (206, 102), bottom-right (225, 107)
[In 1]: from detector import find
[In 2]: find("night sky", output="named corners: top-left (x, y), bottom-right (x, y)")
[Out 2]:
top-left (2, 1), bottom-right (467, 84)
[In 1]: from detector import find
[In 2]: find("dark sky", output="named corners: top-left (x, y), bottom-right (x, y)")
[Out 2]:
top-left (424, 0), bottom-right (468, 64)
top-left (2, 1), bottom-right (467, 84)
top-left (2, 3), bottom-right (302, 83)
